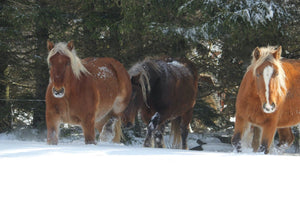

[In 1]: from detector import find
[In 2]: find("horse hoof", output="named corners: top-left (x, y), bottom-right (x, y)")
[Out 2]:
top-left (258, 145), bottom-right (269, 154)
top-left (144, 142), bottom-right (151, 147)
top-left (85, 140), bottom-right (97, 145)
top-left (154, 142), bottom-right (164, 148)
top-left (47, 140), bottom-right (58, 145)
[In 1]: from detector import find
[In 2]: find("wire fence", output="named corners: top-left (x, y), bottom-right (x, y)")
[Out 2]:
top-left (0, 99), bottom-right (46, 131)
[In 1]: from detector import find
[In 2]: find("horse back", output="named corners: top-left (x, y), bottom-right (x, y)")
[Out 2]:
top-left (83, 57), bottom-right (132, 115)
top-left (150, 60), bottom-right (198, 116)
top-left (281, 58), bottom-right (300, 67)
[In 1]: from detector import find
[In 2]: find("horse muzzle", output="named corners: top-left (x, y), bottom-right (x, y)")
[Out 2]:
top-left (263, 102), bottom-right (276, 114)
top-left (52, 86), bottom-right (65, 98)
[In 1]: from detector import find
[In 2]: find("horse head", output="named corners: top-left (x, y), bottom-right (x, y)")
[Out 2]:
top-left (47, 40), bottom-right (89, 98)
top-left (252, 46), bottom-right (286, 114)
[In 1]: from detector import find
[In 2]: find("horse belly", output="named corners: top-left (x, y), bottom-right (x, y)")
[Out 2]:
top-left (95, 81), bottom-right (119, 114)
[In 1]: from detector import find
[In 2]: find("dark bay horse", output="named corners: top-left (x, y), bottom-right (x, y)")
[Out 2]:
top-left (46, 41), bottom-right (132, 144)
top-left (232, 46), bottom-right (300, 154)
top-left (121, 57), bottom-right (198, 149)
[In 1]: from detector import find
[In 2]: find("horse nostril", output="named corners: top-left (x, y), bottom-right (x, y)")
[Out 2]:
top-left (271, 102), bottom-right (275, 109)
top-left (52, 87), bottom-right (65, 98)
top-left (263, 103), bottom-right (267, 110)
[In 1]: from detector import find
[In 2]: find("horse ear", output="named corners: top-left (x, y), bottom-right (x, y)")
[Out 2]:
top-left (67, 40), bottom-right (74, 51)
top-left (273, 46), bottom-right (282, 60)
top-left (47, 40), bottom-right (54, 51)
top-left (131, 74), bottom-right (141, 85)
top-left (253, 47), bottom-right (260, 60)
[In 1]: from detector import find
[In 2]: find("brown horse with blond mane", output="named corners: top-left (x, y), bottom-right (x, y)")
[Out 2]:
top-left (46, 41), bottom-right (132, 145)
top-left (232, 46), bottom-right (300, 154)
top-left (121, 57), bottom-right (198, 149)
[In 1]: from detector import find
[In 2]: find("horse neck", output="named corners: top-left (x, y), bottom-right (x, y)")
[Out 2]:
top-left (64, 66), bottom-right (81, 94)
top-left (242, 70), bottom-right (260, 98)
top-left (144, 64), bottom-right (160, 89)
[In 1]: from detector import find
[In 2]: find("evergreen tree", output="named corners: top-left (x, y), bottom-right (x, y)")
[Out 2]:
top-left (0, 0), bottom-right (299, 133)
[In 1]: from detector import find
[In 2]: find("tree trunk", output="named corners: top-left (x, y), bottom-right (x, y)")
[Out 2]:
top-left (32, 0), bottom-right (49, 130)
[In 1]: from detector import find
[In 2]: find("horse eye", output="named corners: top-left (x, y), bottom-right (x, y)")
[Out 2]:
top-left (272, 72), bottom-right (278, 77)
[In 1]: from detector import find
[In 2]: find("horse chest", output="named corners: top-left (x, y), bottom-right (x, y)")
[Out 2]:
top-left (53, 97), bottom-right (82, 124)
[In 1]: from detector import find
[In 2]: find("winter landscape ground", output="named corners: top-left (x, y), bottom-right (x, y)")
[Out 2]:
top-left (0, 132), bottom-right (299, 198)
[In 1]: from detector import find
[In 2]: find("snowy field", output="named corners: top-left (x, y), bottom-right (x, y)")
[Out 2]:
top-left (1, 132), bottom-right (300, 198)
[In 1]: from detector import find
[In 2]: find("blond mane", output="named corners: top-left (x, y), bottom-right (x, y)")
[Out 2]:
top-left (128, 59), bottom-right (162, 106)
top-left (248, 46), bottom-right (286, 96)
top-left (47, 42), bottom-right (90, 78)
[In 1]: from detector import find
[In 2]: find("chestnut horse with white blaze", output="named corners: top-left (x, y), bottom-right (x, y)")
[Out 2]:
top-left (121, 57), bottom-right (198, 149)
top-left (46, 41), bottom-right (132, 145)
top-left (232, 46), bottom-right (300, 154)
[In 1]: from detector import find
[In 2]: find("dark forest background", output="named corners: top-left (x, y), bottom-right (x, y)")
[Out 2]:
top-left (0, 0), bottom-right (299, 140)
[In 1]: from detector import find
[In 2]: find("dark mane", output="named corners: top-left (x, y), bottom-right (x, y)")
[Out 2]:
top-left (123, 56), bottom-right (198, 149)
top-left (128, 57), bottom-right (198, 106)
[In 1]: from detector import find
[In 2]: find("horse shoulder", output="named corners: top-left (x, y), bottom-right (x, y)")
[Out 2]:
top-left (236, 71), bottom-right (255, 101)
top-left (235, 70), bottom-right (260, 116)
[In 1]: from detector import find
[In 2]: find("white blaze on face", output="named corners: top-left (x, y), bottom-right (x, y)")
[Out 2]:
top-left (263, 66), bottom-right (274, 108)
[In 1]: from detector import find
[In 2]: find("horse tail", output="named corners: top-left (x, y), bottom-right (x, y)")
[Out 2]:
top-left (170, 117), bottom-right (181, 149)
top-left (110, 59), bottom-right (132, 115)
top-left (139, 70), bottom-right (151, 107)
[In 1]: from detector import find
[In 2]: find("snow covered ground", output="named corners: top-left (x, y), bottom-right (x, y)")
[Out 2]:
top-left (1, 132), bottom-right (299, 198)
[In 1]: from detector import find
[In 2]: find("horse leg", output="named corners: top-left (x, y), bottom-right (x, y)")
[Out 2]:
top-left (259, 125), bottom-right (277, 154)
top-left (95, 113), bottom-right (111, 142)
top-left (154, 124), bottom-right (165, 148)
top-left (82, 113), bottom-right (96, 144)
top-left (277, 127), bottom-right (294, 149)
top-left (232, 115), bottom-right (249, 152)
top-left (100, 118), bottom-right (114, 142)
top-left (180, 124), bottom-right (189, 150)
top-left (100, 117), bottom-right (122, 143)
top-left (46, 111), bottom-right (60, 145)
top-left (95, 119), bottom-right (106, 140)
top-left (144, 112), bottom-right (160, 147)
top-left (251, 126), bottom-right (261, 152)
top-left (180, 109), bottom-right (193, 150)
